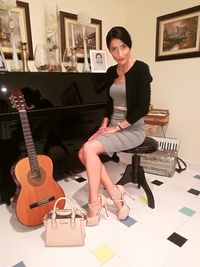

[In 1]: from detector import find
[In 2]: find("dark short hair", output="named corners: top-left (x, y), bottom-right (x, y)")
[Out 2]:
top-left (96, 52), bottom-right (102, 58)
top-left (106, 26), bottom-right (132, 49)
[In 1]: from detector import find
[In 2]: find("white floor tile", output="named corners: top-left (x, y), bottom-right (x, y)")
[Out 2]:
top-left (177, 211), bottom-right (200, 245)
top-left (107, 223), bottom-right (179, 267)
top-left (102, 255), bottom-right (132, 267)
top-left (85, 217), bottom-right (127, 251)
top-left (0, 155), bottom-right (200, 267)
top-left (24, 246), bottom-right (102, 267)
top-left (164, 241), bottom-right (200, 267)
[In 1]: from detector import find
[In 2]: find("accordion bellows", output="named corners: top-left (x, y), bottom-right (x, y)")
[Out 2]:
top-left (140, 136), bottom-right (180, 177)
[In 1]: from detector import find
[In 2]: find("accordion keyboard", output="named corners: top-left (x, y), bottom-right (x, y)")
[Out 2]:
top-left (151, 136), bottom-right (180, 152)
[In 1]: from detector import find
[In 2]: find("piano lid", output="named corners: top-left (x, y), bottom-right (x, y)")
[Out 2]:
top-left (0, 72), bottom-right (108, 115)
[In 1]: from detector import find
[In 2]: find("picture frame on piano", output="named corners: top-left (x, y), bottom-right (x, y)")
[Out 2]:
top-left (155, 5), bottom-right (200, 61)
top-left (60, 11), bottom-right (102, 63)
top-left (0, 44), bottom-right (7, 71)
top-left (0, 1), bottom-right (33, 60)
top-left (89, 49), bottom-right (108, 73)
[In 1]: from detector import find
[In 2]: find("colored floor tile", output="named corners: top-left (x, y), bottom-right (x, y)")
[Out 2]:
top-left (151, 179), bottom-right (163, 186)
top-left (1, 155), bottom-right (200, 267)
top-left (167, 232), bottom-right (188, 247)
top-left (12, 262), bottom-right (26, 267)
top-left (94, 245), bottom-right (115, 262)
top-left (179, 207), bottom-right (196, 217)
top-left (81, 203), bottom-right (88, 211)
top-left (139, 195), bottom-right (148, 203)
top-left (187, 188), bottom-right (200, 196)
top-left (120, 216), bottom-right (137, 227)
top-left (75, 176), bottom-right (87, 183)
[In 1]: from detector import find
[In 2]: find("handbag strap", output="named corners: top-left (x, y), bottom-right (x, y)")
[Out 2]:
top-left (175, 157), bottom-right (187, 173)
top-left (52, 197), bottom-right (75, 220)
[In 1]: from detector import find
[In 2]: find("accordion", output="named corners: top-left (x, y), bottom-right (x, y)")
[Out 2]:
top-left (140, 136), bottom-right (180, 177)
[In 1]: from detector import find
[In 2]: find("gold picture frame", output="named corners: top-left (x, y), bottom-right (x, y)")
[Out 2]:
top-left (155, 5), bottom-right (200, 61)
top-left (0, 44), bottom-right (7, 71)
top-left (60, 11), bottom-right (102, 62)
top-left (0, 1), bottom-right (33, 59)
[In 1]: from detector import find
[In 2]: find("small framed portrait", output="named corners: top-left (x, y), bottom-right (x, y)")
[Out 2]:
top-left (89, 49), bottom-right (108, 72)
top-left (0, 45), bottom-right (7, 71)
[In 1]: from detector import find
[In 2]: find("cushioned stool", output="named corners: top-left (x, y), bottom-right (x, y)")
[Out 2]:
top-left (117, 136), bottom-right (158, 209)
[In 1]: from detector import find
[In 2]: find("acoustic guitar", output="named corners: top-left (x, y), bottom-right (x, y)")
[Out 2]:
top-left (10, 89), bottom-right (65, 227)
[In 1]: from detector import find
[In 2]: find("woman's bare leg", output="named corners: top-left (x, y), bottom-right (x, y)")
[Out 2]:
top-left (78, 142), bottom-right (123, 215)
top-left (79, 145), bottom-right (115, 193)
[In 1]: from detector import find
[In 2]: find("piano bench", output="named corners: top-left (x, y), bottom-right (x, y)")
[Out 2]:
top-left (116, 136), bottom-right (158, 209)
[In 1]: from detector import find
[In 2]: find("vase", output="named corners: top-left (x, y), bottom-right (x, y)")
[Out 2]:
top-left (63, 47), bottom-right (77, 72)
top-left (71, 48), bottom-right (78, 72)
top-left (20, 42), bottom-right (30, 72)
top-left (44, 3), bottom-right (61, 72)
top-left (34, 44), bottom-right (49, 72)
top-left (62, 48), bottom-right (72, 72)
top-left (8, 10), bottom-right (20, 72)
top-left (82, 26), bottom-right (90, 72)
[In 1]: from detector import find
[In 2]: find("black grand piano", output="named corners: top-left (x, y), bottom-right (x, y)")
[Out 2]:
top-left (0, 72), bottom-right (108, 204)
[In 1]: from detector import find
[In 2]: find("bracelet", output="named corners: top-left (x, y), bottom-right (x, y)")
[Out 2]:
top-left (117, 122), bottom-right (123, 130)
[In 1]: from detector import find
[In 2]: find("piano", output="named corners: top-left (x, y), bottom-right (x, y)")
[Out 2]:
top-left (0, 72), bottom-right (108, 204)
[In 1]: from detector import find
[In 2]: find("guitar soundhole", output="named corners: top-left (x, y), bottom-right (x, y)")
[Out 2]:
top-left (27, 167), bottom-right (45, 186)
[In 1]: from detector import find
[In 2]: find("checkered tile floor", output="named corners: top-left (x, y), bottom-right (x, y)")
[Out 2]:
top-left (0, 152), bottom-right (200, 267)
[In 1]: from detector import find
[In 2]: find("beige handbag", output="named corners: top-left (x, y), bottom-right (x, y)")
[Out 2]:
top-left (44, 197), bottom-right (87, 247)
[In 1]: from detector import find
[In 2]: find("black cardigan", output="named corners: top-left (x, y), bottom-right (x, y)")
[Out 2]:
top-left (104, 60), bottom-right (153, 124)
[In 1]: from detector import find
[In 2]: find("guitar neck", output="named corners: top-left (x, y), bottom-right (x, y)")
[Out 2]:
top-left (19, 110), bottom-right (39, 172)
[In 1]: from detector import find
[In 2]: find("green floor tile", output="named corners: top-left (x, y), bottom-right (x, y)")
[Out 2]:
top-left (179, 207), bottom-right (195, 217)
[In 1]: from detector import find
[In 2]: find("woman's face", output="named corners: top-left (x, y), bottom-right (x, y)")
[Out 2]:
top-left (109, 38), bottom-right (131, 65)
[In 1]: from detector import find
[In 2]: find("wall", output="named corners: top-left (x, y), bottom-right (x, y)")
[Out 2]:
top-left (23, 0), bottom-right (131, 69)
top-left (8, 0), bottom-right (200, 163)
top-left (127, 0), bottom-right (200, 164)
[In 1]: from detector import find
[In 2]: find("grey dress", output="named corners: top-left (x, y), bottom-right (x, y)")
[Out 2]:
top-left (97, 83), bottom-right (146, 156)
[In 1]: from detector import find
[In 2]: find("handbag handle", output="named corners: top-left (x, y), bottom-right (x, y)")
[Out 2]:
top-left (52, 197), bottom-right (75, 220)
top-left (175, 157), bottom-right (187, 173)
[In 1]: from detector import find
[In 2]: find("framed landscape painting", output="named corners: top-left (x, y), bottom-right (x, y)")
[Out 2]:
top-left (155, 5), bottom-right (200, 61)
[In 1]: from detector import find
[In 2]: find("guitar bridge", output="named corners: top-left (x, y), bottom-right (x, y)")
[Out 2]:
top-left (30, 196), bottom-right (55, 209)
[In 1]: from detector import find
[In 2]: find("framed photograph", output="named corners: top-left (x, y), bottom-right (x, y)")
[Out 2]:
top-left (0, 44), bottom-right (7, 71)
top-left (60, 11), bottom-right (102, 62)
top-left (155, 5), bottom-right (200, 61)
top-left (89, 49), bottom-right (108, 72)
top-left (0, 1), bottom-right (33, 59)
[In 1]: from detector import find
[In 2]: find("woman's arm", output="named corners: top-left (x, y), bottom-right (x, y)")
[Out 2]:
top-left (100, 117), bottom-right (109, 128)
top-left (126, 62), bottom-right (152, 124)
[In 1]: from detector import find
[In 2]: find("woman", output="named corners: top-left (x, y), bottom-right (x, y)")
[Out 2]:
top-left (78, 26), bottom-right (153, 226)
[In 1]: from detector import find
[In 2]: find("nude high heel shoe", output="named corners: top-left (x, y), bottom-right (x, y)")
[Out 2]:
top-left (87, 194), bottom-right (108, 227)
top-left (111, 185), bottom-right (134, 220)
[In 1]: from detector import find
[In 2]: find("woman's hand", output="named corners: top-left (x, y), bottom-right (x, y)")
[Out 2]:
top-left (88, 126), bottom-right (119, 141)
top-left (99, 126), bottom-right (118, 135)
